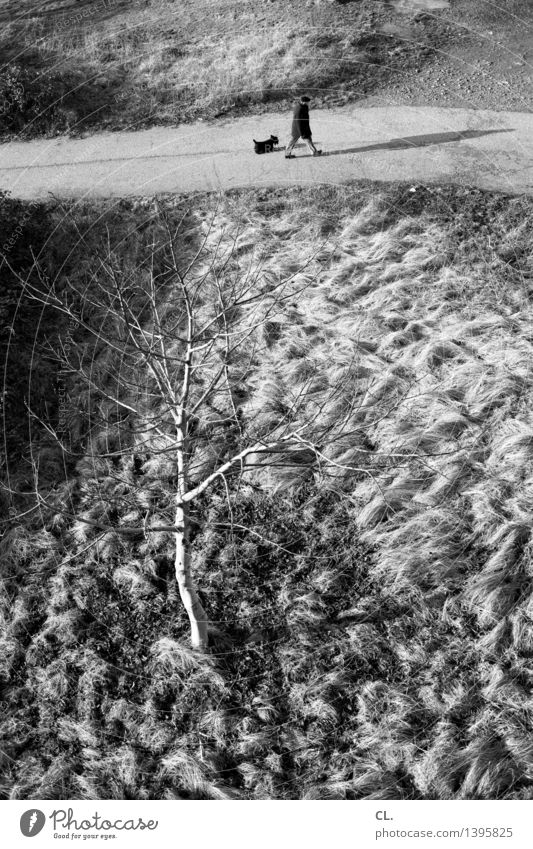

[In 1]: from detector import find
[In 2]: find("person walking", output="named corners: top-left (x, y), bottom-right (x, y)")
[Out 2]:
top-left (285, 95), bottom-right (322, 159)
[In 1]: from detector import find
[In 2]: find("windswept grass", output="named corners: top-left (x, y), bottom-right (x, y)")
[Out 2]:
top-left (2, 181), bottom-right (533, 798)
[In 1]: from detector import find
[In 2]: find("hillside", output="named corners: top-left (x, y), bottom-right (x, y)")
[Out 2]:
top-left (0, 0), bottom-right (532, 140)
top-left (2, 182), bottom-right (533, 799)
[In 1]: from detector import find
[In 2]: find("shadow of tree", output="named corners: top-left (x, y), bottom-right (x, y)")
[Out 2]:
top-left (0, 45), bottom-right (127, 139)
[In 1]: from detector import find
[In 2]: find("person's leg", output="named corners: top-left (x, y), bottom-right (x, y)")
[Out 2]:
top-left (285, 134), bottom-right (299, 157)
top-left (304, 136), bottom-right (322, 155)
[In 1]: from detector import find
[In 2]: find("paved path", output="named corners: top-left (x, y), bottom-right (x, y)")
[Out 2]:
top-left (0, 106), bottom-right (532, 200)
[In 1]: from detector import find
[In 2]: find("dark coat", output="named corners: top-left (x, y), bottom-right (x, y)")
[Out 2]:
top-left (291, 102), bottom-right (311, 139)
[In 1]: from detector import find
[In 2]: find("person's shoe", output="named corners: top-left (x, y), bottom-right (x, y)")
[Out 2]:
top-left (285, 154), bottom-right (295, 159)
top-left (313, 150), bottom-right (323, 156)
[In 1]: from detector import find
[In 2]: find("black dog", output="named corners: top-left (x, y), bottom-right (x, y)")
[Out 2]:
top-left (253, 135), bottom-right (279, 154)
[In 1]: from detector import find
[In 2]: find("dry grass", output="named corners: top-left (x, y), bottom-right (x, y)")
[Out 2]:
top-left (0, 0), bottom-right (444, 137)
top-left (3, 181), bottom-right (533, 799)
top-left (2, 0), bottom-right (532, 138)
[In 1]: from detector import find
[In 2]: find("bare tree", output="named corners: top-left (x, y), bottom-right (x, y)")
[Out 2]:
top-left (7, 207), bottom-right (361, 650)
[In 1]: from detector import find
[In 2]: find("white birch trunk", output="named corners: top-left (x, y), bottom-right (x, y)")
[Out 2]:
top-left (174, 499), bottom-right (208, 650)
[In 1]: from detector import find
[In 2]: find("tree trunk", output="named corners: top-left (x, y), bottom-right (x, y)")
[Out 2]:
top-left (174, 500), bottom-right (208, 649)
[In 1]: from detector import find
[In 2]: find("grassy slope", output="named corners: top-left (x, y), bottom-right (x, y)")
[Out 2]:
top-left (0, 0), bottom-right (393, 137)
top-left (2, 182), bottom-right (533, 799)
top-left (2, 0), bottom-right (532, 140)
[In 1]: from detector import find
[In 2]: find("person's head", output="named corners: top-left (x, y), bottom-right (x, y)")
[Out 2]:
top-left (299, 95), bottom-right (311, 105)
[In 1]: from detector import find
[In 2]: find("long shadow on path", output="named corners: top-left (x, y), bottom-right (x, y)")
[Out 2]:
top-left (321, 128), bottom-right (515, 157)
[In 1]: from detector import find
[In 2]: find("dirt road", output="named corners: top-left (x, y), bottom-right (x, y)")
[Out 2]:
top-left (0, 106), bottom-right (532, 199)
